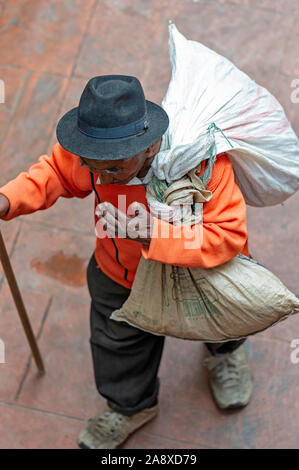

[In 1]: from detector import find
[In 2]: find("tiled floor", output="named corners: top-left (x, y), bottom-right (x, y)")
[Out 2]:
top-left (0, 0), bottom-right (299, 449)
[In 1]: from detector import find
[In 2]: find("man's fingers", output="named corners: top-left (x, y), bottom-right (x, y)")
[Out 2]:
top-left (96, 206), bottom-right (129, 238)
top-left (96, 202), bottom-right (127, 224)
top-left (127, 202), bottom-right (146, 218)
top-left (96, 202), bottom-right (115, 217)
top-left (98, 211), bottom-right (117, 232)
top-left (95, 201), bottom-right (151, 241)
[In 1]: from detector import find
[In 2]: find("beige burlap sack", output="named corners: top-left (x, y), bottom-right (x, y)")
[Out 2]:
top-left (110, 253), bottom-right (299, 342)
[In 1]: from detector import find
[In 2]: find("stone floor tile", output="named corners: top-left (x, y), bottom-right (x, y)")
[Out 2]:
top-left (4, 221), bottom-right (95, 296)
top-left (0, 283), bottom-right (51, 401)
top-left (0, 66), bottom-right (28, 145)
top-left (47, 76), bottom-right (88, 154)
top-left (244, 337), bottom-right (281, 410)
top-left (158, 338), bottom-right (216, 413)
top-left (172, 1), bottom-right (292, 90)
top-left (133, 431), bottom-right (208, 449)
top-left (0, 71), bottom-right (68, 185)
top-left (74, 0), bottom-right (173, 82)
top-left (217, 0), bottom-right (299, 14)
top-left (142, 397), bottom-right (246, 448)
top-left (0, 403), bottom-right (83, 449)
top-left (271, 72), bottom-right (299, 136)
top-left (0, 0), bottom-right (95, 75)
top-left (255, 314), bottom-right (299, 344)
top-left (145, 27), bottom-right (172, 106)
top-left (246, 192), bottom-right (299, 296)
top-left (270, 339), bottom-right (299, 410)
top-left (26, 193), bottom-right (95, 236)
top-left (271, 405), bottom-right (299, 449)
top-left (281, 22), bottom-right (299, 76)
top-left (17, 291), bottom-right (94, 419)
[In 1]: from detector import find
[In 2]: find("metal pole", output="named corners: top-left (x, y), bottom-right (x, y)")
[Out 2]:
top-left (0, 230), bottom-right (45, 373)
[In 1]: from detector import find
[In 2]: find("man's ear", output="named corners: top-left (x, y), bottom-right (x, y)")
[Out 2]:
top-left (146, 144), bottom-right (155, 157)
top-left (146, 139), bottom-right (161, 158)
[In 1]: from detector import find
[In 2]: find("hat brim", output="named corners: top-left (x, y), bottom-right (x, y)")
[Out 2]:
top-left (56, 101), bottom-right (169, 161)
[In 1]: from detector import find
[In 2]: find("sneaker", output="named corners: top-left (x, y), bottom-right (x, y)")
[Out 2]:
top-left (203, 345), bottom-right (253, 410)
top-left (78, 404), bottom-right (158, 449)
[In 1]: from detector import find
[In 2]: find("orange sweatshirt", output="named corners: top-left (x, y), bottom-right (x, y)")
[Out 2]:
top-left (0, 143), bottom-right (249, 289)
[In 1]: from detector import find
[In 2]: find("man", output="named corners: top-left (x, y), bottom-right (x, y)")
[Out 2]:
top-left (0, 75), bottom-right (253, 449)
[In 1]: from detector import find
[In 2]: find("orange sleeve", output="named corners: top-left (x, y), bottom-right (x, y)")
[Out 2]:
top-left (0, 143), bottom-right (92, 220)
top-left (141, 153), bottom-right (249, 268)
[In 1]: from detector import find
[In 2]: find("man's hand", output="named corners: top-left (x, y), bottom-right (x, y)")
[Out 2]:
top-left (0, 194), bottom-right (10, 218)
top-left (95, 201), bottom-right (153, 245)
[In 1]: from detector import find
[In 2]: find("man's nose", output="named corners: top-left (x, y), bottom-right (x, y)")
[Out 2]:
top-left (99, 172), bottom-right (114, 186)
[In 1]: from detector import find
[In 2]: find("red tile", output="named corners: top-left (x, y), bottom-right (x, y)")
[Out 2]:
top-left (159, 337), bottom-right (216, 413)
top-left (270, 72), bottom-right (299, 135)
top-left (17, 291), bottom-right (95, 418)
top-left (0, 283), bottom-right (50, 402)
top-left (134, 431), bottom-right (207, 449)
top-left (171, 1), bottom-right (293, 90)
top-left (247, 192), bottom-right (299, 296)
top-left (0, 0), bottom-right (94, 75)
top-left (270, 340), bottom-right (299, 410)
top-left (236, 406), bottom-right (274, 448)
top-left (244, 337), bottom-right (299, 448)
top-left (5, 222), bottom-right (95, 296)
top-left (45, 79), bottom-right (90, 239)
top-left (257, 0), bottom-right (298, 12)
top-left (150, 395), bottom-right (273, 449)
top-left (74, 0), bottom-right (173, 82)
top-left (218, 0), bottom-right (298, 14)
top-left (255, 301), bottom-right (299, 343)
top-left (0, 71), bottom-right (68, 185)
top-left (244, 337), bottom-right (282, 409)
top-left (143, 398), bottom-right (246, 448)
top-left (47, 76), bottom-right (88, 154)
top-left (81, 388), bottom-right (107, 421)
top-left (282, 20), bottom-right (299, 76)
top-left (145, 28), bottom-right (172, 105)
top-left (271, 405), bottom-right (299, 449)
top-left (120, 433), bottom-right (137, 449)
top-left (27, 193), bottom-right (95, 237)
top-left (0, 403), bottom-right (83, 449)
top-left (0, 67), bottom-right (28, 144)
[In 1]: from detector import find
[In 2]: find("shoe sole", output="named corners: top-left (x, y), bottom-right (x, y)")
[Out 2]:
top-left (219, 401), bottom-right (250, 410)
top-left (77, 439), bottom-right (123, 450)
top-left (78, 441), bottom-right (91, 449)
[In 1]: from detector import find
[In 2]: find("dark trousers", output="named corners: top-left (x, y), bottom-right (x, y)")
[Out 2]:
top-left (87, 252), bottom-right (246, 416)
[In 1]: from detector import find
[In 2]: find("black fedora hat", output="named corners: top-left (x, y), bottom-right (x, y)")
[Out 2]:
top-left (56, 75), bottom-right (169, 161)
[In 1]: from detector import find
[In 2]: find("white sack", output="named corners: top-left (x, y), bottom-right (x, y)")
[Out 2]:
top-left (144, 24), bottom-right (299, 207)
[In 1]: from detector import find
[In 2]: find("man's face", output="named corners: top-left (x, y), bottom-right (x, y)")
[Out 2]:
top-left (79, 139), bottom-right (161, 186)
